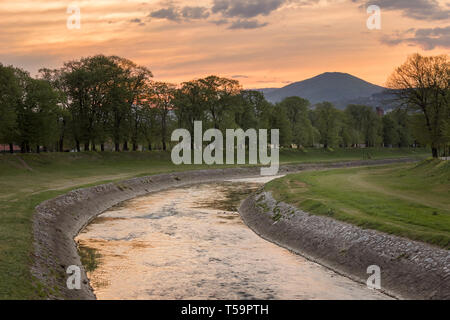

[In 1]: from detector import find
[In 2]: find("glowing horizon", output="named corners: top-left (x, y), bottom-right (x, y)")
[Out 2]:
top-left (0, 0), bottom-right (448, 88)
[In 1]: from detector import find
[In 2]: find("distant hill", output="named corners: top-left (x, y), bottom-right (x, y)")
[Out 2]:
top-left (331, 90), bottom-right (400, 110)
top-left (257, 72), bottom-right (396, 109)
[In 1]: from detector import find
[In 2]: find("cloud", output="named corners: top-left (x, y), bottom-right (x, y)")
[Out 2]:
top-left (381, 26), bottom-right (450, 50)
top-left (181, 6), bottom-right (210, 19)
top-left (228, 19), bottom-right (269, 29)
top-left (232, 74), bottom-right (249, 78)
top-left (150, 5), bottom-right (211, 22)
top-left (148, 1), bottom-right (277, 29)
top-left (147, 0), bottom-right (319, 28)
top-left (212, 0), bottom-right (287, 18)
top-left (130, 18), bottom-right (146, 26)
top-left (149, 7), bottom-right (181, 21)
top-left (210, 19), bottom-right (229, 25)
top-left (354, 0), bottom-right (449, 21)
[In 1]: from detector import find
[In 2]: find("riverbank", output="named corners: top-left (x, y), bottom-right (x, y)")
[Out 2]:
top-left (239, 182), bottom-right (450, 300)
top-left (0, 149), bottom-right (427, 299)
top-left (31, 158), bottom-right (416, 299)
top-left (265, 160), bottom-right (450, 248)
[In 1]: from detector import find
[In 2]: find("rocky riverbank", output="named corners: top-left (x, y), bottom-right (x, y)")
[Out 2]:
top-left (32, 158), bottom-right (419, 299)
top-left (239, 190), bottom-right (450, 300)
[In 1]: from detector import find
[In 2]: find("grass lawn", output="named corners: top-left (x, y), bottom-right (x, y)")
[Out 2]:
top-left (266, 158), bottom-right (450, 249)
top-left (0, 147), bottom-right (428, 299)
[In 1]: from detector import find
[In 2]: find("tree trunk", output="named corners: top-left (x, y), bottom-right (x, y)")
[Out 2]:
top-left (92, 144), bottom-right (97, 152)
top-left (148, 143), bottom-right (152, 151)
top-left (76, 140), bottom-right (81, 152)
top-left (101, 144), bottom-right (105, 152)
top-left (84, 142), bottom-right (90, 152)
top-left (59, 139), bottom-right (64, 152)
top-left (162, 141), bottom-right (167, 151)
top-left (115, 142), bottom-right (120, 152)
top-left (36, 145), bottom-right (40, 154)
top-left (123, 141), bottom-right (129, 151)
top-left (9, 143), bottom-right (14, 154)
top-left (133, 143), bottom-right (138, 152)
top-left (432, 147), bottom-right (438, 158)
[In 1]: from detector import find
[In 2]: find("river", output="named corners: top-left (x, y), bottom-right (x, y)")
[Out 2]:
top-left (75, 176), bottom-right (390, 300)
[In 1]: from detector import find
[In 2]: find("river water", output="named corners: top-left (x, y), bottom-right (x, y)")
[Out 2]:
top-left (75, 176), bottom-right (390, 300)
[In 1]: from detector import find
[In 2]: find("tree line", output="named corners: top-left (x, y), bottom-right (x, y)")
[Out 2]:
top-left (0, 54), bottom-right (448, 157)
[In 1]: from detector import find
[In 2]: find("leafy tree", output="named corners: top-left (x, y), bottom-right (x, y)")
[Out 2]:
top-left (15, 74), bottom-right (60, 153)
top-left (278, 97), bottom-right (314, 147)
top-left (344, 104), bottom-right (382, 147)
top-left (111, 56), bottom-right (153, 151)
top-left (313, 102), bottom-right (342, 148)
top-left (387, 54), bottom-right (449, 158)
top-left (390, 108), bottom-right (413, 147)
top-left (46, 55), bottom-right (153, 152)
top-left (173, 80), bottom-right (207, 138)
top-left (147, 82), bottom-right (176, 151)
top-left (236, 90), bottom-right (272, 130)
top-left (270, 104), bottom-right (292, 147)
top-left (198, 76), bottom-right (242, 131)
top-left (382, 114), bottom-right (400, 147)
top-left (0, 64), bottom-right (21, 152)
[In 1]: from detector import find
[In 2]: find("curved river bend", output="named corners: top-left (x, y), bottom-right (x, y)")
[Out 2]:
top-left (76, 177), bottom-right (390, 300)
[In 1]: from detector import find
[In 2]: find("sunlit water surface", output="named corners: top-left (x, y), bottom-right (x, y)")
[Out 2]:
top-left (76, 176), bottom-right (390, 300)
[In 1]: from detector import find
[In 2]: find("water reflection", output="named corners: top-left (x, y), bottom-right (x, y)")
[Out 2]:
top-left (76, 179), bottom-right (390, 300)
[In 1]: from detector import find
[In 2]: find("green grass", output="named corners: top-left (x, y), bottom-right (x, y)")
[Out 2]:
top-left (0, 147), bottom-right (428, 299)
top-left (266, 158), bottom-right (450, 249)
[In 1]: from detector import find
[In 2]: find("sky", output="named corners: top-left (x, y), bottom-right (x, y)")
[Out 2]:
top-left (0, 0), bottom-right (448, 88)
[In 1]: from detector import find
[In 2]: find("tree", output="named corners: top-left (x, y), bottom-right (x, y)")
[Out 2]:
top-left (198, 76), bottom-right (242, 130)
top-left (39, 68), bottom-right (73, 152)
top-left (173, 80), bottom-right (207, 139)
top-left (382, 114), bottom-right (400, 147)
top-left (111, 56), bottom-right (153, 151)
top-left (313, 102), bottom-right (342, 148)
top-left (278, 97), bottom-right (314, 148)
top-left (387, 54), bottom-right (449, 158)
top-left (270, 104), bottom-right (292, 147)
top-left (14, 73), bottom-right (60, 153)
top-left (344, 104), bottom-right (382, 147)
top-left (236, 90), bottom-right (272, 131)
top-left (0, 64), bottom-right (21, 152)
top-left (48, 55), bottom-right (153, 152)
top-left (57, 56), bottom-right (115, 151)
top-left (147, 82), bottom-right (176, 151)
top-left (386, 108), bottom-right (413, 147)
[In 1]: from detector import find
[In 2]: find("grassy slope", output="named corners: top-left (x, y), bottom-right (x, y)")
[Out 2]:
top-left (0, 148), bottom-right (427, 299)
top-left (266, 159), bottom-right (450, 249)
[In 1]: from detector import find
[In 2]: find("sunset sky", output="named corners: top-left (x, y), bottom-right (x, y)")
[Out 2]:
top-left (0, 0), bottom-right (448, 88)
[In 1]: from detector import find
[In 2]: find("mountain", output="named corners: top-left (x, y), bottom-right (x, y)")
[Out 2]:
top-left (259, 72), bottom-right (391, 109)
top-left (330, 90), bottom-right (400, 110)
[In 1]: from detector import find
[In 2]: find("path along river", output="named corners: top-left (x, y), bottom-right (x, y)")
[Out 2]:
top-left (75, 176), bottom-right (391, 300)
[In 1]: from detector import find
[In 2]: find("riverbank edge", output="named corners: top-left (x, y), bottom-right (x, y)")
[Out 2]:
top-left (239, 189), bottom-right (450, 300)
top-left (32, 158), bottom-right (419, 300)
